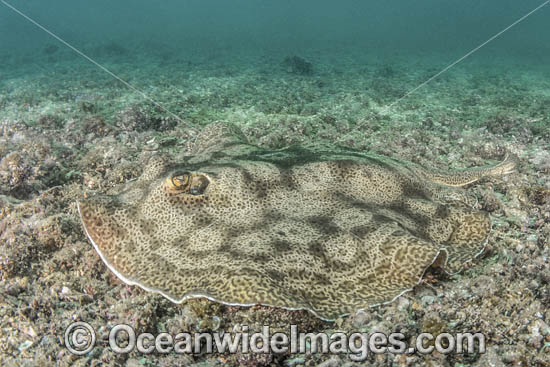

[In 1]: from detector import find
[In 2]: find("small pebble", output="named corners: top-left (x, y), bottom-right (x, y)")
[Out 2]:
top-left (421, 295), bottom-right (435, 306)
top-left (125, 358), bottom-right (142, 367)
top-left (285, 357), bottom-right (305, 367)
top-left (397, 297), bottom-right (410, 312)
top-left (478, 346), bottom-right (505, 367)
top-left (18, 340), bottom-right (33, 352)
top-left (527, 319), bottom-right (550, 349)
top-left (351, 309), bottom-right (371, 328)
top-left (316, 357), bottom-right (341, 367)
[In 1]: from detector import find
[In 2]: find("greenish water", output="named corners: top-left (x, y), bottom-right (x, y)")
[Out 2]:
top-left (2, 0), bottom-right (549, 62)
top-left (0, 0), bottom-right (549, 133)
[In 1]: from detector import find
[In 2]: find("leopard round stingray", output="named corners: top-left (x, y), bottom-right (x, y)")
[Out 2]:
top-left (78, 122), bottom-right (514, 320)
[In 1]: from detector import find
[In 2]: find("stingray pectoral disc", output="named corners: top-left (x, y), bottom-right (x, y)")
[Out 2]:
top-left (78, 123), bottom-right (505, 320)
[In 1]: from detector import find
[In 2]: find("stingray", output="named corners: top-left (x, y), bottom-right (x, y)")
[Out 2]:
top-left (77, 123), bottom-right (515, 320)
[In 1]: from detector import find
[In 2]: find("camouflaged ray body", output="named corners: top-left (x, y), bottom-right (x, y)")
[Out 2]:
top-left (78, 123), bottom-right (515, 320)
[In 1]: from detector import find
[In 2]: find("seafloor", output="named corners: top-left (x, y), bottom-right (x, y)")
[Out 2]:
top-left (0, 44), bottom-right (549, 366)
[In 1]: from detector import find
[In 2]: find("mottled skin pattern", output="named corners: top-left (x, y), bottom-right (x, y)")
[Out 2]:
top-left (78, 123), bottom-right (515, 320)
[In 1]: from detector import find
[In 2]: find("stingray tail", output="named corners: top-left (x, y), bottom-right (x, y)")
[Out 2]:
top-left (422, 154), bottom-right (517, 187)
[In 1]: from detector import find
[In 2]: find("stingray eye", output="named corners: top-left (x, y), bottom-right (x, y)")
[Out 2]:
top-left (171, 171), bottom-right (191, 190)
top-left (189, 175), bottom-right (209, 195)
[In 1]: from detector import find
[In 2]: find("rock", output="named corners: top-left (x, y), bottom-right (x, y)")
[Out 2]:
top-left (283, 56), bottom-right (313, 75)
top-left (125, 358), bottom-right (142, 367)
top-left (527, 319), bottom-right (550, 349)
top-left (421, 295), bottom-right (435, 306)
top-left (285, 357), bottom-right (305, 367)
top-left (529, 149), bottom-right (550, 172)
top-left (397, 297), bottom-right (411, 312)
top-left (351, 309), bottom-right (372, 328)
top-left (478, 346), bottom-right (505, 367)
